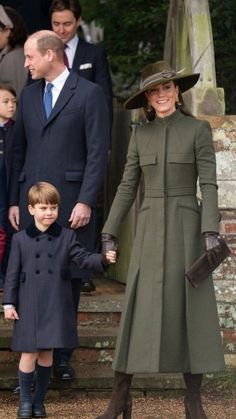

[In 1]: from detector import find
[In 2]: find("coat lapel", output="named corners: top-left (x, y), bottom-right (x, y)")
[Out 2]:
top-left (45, 71), bottom-right (78, 126)
top-left (32, 80), bottom-right (47, 124)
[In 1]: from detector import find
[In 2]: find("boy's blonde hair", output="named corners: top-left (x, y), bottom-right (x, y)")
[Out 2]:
top-left (28, 182), bottom-right (60, 206)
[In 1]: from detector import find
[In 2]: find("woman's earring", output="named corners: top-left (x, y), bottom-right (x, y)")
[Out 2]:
top-left (147, 102), bottom-right (153, 112)
top-left (176, 97), bottom-right (182, 107)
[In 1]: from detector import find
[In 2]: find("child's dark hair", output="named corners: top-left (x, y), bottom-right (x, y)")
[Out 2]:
top-left (0, 83), bottom-right (17, 98)
top-left (28, 182), bottom-right (60, 206)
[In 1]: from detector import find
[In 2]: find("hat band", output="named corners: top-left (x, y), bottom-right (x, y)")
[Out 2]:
top-left (141, 70), bottom-right (176, 89)
top-left (141, 68), bottom-right (187, 89)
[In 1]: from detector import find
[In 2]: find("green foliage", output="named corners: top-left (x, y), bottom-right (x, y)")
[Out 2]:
top-left (81, 0), bottom-right (236, 112)
top-left (80, 0), bottom-right (168, 100)
top-left (209, 0), bottom-right (236, 113)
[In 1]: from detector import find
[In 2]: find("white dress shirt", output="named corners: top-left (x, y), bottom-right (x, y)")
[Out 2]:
top-left (45, 67), bottom-right (70, 108)
top-left (64, 35), bottom-right (79, 69)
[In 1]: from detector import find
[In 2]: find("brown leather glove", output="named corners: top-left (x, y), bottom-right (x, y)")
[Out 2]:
top-left (101, 233), bottom-right (119, 265)
top-left (202, 232), bottom-right (221, 268)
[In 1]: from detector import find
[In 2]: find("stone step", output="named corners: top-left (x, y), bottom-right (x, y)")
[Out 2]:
top-left (0, 363), bottom-right (185, 391)
top-left (1, 363), bottom-right (235, 393)
top-left (0, 326), bottom-right (118, 368)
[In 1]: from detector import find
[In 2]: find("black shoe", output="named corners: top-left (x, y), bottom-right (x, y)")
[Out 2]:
top-left (32, 403), bottom-right (46, 418)
top-left (81, 280), bottom-right (96, 292)
top-left (53, 362), bottom-right (75, 380)
top-left (17, 401), bottom-right (32, 418)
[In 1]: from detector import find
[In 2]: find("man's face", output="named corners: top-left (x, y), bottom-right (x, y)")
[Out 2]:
top-left (24, 38), bottom-right (50, 80)
top-left (51, 10), bottom-right (80, 44)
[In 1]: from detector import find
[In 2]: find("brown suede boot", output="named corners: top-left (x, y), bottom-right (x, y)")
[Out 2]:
top-left (96, 371), bottom-right (133, 419)
top-left (183, 373), bottom-right (208, 419)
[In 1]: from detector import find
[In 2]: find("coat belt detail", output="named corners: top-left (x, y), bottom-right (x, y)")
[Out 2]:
top-left (144, 187), bottom-right (196, 197)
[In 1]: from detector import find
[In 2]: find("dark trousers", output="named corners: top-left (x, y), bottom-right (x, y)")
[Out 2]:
top-left (53, 278), bottom-right (82, 364)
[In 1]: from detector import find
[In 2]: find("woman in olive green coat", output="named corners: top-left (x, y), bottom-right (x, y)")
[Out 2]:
top-left (97, 61), bottom-right (225, 419)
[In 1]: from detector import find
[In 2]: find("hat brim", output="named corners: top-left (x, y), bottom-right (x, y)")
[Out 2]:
top-left (124, 73), bottom-right (200, 110)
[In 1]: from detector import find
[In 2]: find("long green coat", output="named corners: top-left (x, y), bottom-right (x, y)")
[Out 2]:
top-left (103, 109), bottom-right (225, 374)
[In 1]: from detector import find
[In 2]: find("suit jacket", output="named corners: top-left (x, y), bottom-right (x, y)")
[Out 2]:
top-left (72, 38), bottom-right (113, 127)
top-left (9, 70), bottom-right (110, 276)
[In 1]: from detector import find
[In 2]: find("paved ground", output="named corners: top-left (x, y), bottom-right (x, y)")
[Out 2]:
top-left (0, 388), bottom-right (235, 419)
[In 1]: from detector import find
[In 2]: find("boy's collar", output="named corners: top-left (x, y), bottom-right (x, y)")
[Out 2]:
top-left (26, 222), bottom-right (62, 238)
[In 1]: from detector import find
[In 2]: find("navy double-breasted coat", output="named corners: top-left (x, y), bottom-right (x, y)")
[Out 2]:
top-left (3, 222), bottom-right (104, 352)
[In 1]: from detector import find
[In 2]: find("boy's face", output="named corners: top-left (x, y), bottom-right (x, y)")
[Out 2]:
top-left (0, 90), bottom-right (17, 123)
top-left (28, 203), bottom-right (58, 231)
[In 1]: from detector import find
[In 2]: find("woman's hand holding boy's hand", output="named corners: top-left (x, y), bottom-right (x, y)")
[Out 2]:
top-left (101, 233), bottom-right (119, 265)
top-left (4, 308), bottom-right (19, 321)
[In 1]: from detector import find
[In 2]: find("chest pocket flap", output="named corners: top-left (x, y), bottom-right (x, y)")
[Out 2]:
top-left (140, 154), bottom-right (157, 166)
top-left (167, 153), bottom-right (194, 164)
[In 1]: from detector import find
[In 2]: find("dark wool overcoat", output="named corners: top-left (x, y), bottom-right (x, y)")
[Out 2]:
top-left (102, 110), bottom-right (225, 374)
top-left (3, 223), bottom-right (104, 352)
top-left (9, 70), bottom-right (109, 279)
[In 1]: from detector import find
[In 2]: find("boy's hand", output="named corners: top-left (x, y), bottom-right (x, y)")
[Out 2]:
top-left (106, 250), bottom-right (117, 264)
top-left (4, 308), bottom-right (19, 321)
top-left (102, 250), bottom-right (117, 265)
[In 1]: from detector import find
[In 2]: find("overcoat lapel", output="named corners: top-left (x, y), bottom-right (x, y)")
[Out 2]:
top-left (32, 80), bottom-right (47, 125)
top-left (45, 71), bottom-right (78, 126)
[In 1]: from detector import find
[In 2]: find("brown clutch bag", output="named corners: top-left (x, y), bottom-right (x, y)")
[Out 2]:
top-left (185, 237), bottom-right (231, 288)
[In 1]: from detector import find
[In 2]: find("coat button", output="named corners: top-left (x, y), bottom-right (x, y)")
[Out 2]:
top-left (48, 253), bottom-right (52, 258)
top-left (48, 237), bottom-right (52, 241)
top-left (36, 237), bottom-right (40, 242)
top-left (48, 269), bottom-right (53, 274)
top-left (35, 254), bottom-right (40, 258)
top-left (36, 270), bottom-right (40, 274)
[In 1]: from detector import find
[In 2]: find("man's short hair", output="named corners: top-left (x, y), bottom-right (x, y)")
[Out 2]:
top-left (28, 182), bottom-right (60, 206)
top-left (50, 0), bottom-right (82, 20)
top-left (28, 30), bottom-right (64, 60)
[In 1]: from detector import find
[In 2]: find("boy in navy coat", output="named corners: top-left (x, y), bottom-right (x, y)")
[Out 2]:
top-left (3, 182), bottom-right (116, 419)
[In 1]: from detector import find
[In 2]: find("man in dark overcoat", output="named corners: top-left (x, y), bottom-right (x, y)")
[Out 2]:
top-left (8, 30), bottom-right (110, 379)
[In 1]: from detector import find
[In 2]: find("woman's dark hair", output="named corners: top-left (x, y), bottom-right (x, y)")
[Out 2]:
top-left (0, 83), bottom-right (17, 98)
top-left (4, 7), bottom-right (27, 49)
top-left (50, 0), bottom-right (82, 20)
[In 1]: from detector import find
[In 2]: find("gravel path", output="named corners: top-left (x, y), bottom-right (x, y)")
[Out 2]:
top-left (0, 389), bottom-right (235, 419)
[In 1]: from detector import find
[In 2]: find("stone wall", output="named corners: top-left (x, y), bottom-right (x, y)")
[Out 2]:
top-left (203, 115), bottom-right (236, 369)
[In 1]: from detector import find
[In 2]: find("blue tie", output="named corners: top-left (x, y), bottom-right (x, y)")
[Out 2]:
top-left (44, 83), bottom-right (53, 118)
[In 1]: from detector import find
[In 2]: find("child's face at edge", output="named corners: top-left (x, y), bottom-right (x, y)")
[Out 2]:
top-left (28, 203), bottom-right (59, 231)
top-left (0, 90), bottom-right (17, 123)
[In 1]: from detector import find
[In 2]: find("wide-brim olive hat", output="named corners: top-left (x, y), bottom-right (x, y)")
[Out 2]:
top-left (124, 60), bottom-right (200, 110)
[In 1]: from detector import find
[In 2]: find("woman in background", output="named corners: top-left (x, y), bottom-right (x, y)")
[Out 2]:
top-left (0, 5), bottom-right (27, 98)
